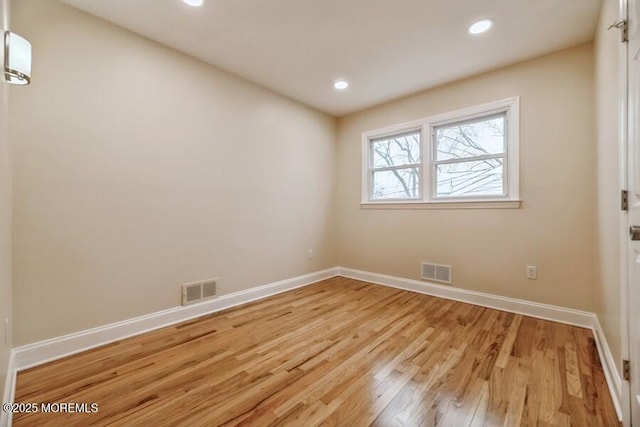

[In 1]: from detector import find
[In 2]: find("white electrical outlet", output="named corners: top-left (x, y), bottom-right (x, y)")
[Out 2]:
top-left (526, 266), bottom-right (537, 280)
top-left (307, 249), bottom-right (313, 260)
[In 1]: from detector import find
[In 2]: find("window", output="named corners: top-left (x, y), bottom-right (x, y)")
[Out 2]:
top-left (434, 113), bottom-right (506, 199)
top-left (370, 130), bottom-right (421, 200)
top-left (362, 97), bottom-right (520, 208)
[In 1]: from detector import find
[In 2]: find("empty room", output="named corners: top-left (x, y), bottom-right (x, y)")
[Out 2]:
top-left (0, 0), bottom-right (638, 425)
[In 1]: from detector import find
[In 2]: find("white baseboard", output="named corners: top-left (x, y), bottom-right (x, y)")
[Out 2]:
top-left (337, 266), bottom-right (623, 421)
top-left (338, 267), bottom-right (595, 327)
top-left (11, 267), bottom-right (338, 372)
top-left (1, 351), bottom-right (16, 426)
top-left (592, 315), bottom-right (623, 420)
top-left (2, 266), bottom-right (623, 423)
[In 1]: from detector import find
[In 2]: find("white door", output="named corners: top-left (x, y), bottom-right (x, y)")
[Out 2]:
top-left (629, 0), bottom-right (640, 423)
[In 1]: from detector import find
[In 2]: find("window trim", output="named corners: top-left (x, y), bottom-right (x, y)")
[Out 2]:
top-left (361, 97), bottom-right (520, 208)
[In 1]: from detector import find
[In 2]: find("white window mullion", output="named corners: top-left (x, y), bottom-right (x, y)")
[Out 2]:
top-left (423, 123), bottom-right (433, 202)
top-left (434, 153), bottom-right (505, 166)
top-left (371, 163), bottom-right (421, 173)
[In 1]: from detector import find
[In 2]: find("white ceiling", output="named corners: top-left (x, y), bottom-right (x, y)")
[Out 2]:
top-left (60, 0), bottom-right (602, 116)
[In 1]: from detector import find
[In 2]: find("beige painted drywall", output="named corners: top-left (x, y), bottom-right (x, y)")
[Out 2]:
top-left (594, 0), bottom-right (622, 372)
top-left (10, 0), bottom-right (337, 345)
top-left (7, 0), bottom-right (603, 349)
top-left (0, 0), bottom-right (12, 401)
top-left (336, 44), bottom-right (596, 310)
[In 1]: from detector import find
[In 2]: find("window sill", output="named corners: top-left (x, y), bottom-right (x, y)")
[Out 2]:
top-left (360, 200), bottom-right (522, 210)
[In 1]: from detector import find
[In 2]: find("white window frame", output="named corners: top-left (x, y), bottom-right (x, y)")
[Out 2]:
top-left (361, 97), bottom-right (521, 209)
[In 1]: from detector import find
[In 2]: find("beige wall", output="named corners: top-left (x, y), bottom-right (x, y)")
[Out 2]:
top-left (0, 0), bottom-right (12, 401)
top-left (8, 0), bottom-right (605, 349)
top-left (336, 44), bottom-right (596, 310)
top-left (594, 0), bottom-right (622, 372)
top-left (10, 0), bottom-right (337, 345)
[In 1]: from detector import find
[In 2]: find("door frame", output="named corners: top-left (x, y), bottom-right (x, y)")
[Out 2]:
top-left (621, 0), bottom-right (631, 424)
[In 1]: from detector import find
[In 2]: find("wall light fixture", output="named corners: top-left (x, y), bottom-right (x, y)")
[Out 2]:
top-left (4, 31), bottom-right (31, 85)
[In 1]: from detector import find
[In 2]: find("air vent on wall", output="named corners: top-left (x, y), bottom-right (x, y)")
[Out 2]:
top-left (182, 278), bottom-right (218, 306)
top-left (421, 262), bottom-right (452, 284)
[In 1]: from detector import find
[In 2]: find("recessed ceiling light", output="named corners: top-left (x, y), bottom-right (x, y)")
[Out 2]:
top-left (334, 80), bottom-right (349, 90)
top-left (183, 0), bottom-right (204, 7)
top-left (468, 19), bottom-right (494, 35)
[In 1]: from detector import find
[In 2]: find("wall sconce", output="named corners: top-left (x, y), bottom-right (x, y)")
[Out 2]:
top-left (4, 31), bottom-right (31, 85)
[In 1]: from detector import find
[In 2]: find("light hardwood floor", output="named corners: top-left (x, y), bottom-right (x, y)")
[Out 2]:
top-left (13, 277), bottom-right (619, 426)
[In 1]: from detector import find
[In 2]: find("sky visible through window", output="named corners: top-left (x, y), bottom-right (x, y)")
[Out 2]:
top-left (371, 132), bottom-right (421, 199)
top-left (435, 114), bottom-right (505, 198)
top-left (369, 114), bottom-right (505, 200)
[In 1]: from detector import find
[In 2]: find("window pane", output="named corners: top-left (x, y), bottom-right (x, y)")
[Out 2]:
top-left (372, 167), bottom-right (420, 199)
top-left (371, 131), bottom-right (421, 168)
top-left (436, 159), bottom-right (504, 198)
top-left (435, 114), bottom-right (505, 161)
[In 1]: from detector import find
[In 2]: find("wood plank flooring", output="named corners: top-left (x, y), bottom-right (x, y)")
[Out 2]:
top-left (12, 277), bottom-right (620, 426)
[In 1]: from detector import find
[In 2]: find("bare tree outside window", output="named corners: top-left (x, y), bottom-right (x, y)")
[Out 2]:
top-left (371, 131), bottom-right (421, 199)
top-left (363, 98), bottom-right (518, 205)
top-left (434, 114), bottom-right (506, 198)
